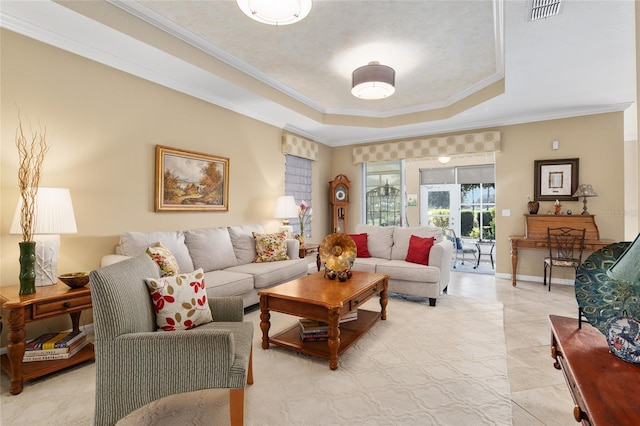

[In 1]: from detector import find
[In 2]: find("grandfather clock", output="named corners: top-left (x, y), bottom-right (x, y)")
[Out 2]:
top-left (329, 174), bottom-right (350, 233)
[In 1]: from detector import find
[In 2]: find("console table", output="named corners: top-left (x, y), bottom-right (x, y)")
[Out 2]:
top-left (549, 315), bottom-right (640, 425)
top-left (509, 215), bottom-right (613, 286)
top-left (0, 282), bottom-right (95, 395)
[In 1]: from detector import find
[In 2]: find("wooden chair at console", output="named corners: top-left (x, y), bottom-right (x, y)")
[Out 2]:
top-left (544, 226), bottom-right (586, 291)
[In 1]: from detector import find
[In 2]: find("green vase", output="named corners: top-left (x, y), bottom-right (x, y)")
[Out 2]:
top-left (18, 241), bottom-right (36, 295)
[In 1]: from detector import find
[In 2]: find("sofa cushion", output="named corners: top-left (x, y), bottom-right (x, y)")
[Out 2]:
top-left (351, 257), bottom-right (382, 273)
top-left (201, 270), bottom-right (255, 298)
top-left (146, 242), bottom-right (179, 277)
top-left (228, 225), bottom-right (264, 265)
top-left (405, 235), bottom-right (435, 266)
top-left (184, 227), bottom-right (237, 272)
top-left (227, 258), bottom-right (308, 289)
top-left (355, 224), bottom-right (394, 260)
top-left (253, 231), bottom-right (289, 262)
top-left (376, 260), bottom-right (440, 283)
top-left (144, 268), bottom-right (213, 331)
top-left (391, 226), bottom-right (442, 260)
top-left (349, 233), bottom-right (371, 258)
top-left (118, 231), bottom-right (194, 273)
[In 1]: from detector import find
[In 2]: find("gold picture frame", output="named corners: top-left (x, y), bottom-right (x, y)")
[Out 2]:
top-left (155, 145), bottom-right (229, 212)
top-left (533, 158), bottom-right (579, 202)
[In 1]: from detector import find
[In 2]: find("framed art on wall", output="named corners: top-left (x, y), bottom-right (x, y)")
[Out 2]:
top-left (155, 145), bottom-right (229, 211)
top-left (533, 158), bottom-right (579, 201)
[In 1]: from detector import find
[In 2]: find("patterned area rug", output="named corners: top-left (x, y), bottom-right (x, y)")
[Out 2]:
top-left (120, 294), bottom-right (512, 426)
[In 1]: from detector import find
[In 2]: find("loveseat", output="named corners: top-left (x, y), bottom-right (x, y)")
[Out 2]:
top-left (350, 224), bottom-right (452, 306)
top-left (101, 225), bottom-right (309, 308)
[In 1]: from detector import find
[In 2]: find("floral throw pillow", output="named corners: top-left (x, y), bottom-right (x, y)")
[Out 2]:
top-left (252, 231), bottom-right (289, 263)
top-left (144, 268), bottom-right (213, 331)
top-left (146, 242), bottom-right (179, 277)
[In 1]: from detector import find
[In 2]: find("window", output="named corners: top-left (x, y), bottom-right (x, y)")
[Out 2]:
top-left (285, 155), bottom-right (312, 238)
top-left (363, 161), bottom-right (404, 226)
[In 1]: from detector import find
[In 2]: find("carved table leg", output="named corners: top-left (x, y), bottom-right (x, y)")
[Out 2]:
top-left (259, 296), bottom-right (271, 350)
top-left (510, 241), bottom-right (519, 287)
top-left (380, 282), bottom-right (388, 321)
top-left (7, 307), bottom-right (26, 395)
top-left (70, 311), bottom-right (81, 333)
top-left (327, 308), bottom-right (340, 370)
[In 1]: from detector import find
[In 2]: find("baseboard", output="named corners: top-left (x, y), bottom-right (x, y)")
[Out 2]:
top-left (494, 272), bottom-right (574, 286)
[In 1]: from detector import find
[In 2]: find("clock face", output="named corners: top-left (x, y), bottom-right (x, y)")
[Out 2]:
top-left (335, 184), bottom-right (347, 201)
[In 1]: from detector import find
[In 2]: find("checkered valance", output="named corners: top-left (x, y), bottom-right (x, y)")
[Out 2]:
top-left (282, 132), bottom-right (319, 161)
top-left (352, 130), bottom-right (501, 164)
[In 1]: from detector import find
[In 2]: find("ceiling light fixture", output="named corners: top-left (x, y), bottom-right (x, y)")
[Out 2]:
top-left (351, 61), bottom-right (396, 100)
top-left (236, 0), bottom-right (312, 26)
top-left (438, 156), bottom-right (451, 164)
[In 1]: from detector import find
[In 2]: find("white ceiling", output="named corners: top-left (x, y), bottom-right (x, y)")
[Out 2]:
top-left (0, 0), bottom-right (636, 147)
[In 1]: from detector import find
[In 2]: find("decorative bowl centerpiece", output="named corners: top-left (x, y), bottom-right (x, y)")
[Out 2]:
top-left (59, 272), bottom-right (90, 289)
top-left (320, 233), bottom-right (356, 280)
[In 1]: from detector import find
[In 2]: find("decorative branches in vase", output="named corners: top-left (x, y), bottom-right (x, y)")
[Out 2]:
top-left (15, 111), bottom-right (49, 295)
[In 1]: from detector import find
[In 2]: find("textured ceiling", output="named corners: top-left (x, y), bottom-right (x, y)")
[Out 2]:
top-left (0, 0), bottom-right (636, 146)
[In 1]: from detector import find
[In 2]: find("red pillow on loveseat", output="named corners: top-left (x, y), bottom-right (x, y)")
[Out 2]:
top-left (405, 235), bottom-right (434, 265)
top-left (348, 233), bottom-right (371, 258)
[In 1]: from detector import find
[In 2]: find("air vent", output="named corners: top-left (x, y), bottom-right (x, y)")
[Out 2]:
top-left (528, 0), bottom-right (564, 21)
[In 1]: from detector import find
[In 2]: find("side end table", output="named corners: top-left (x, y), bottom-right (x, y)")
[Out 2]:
top-left (0, 281), bottom-right (95, 395)
top-left (299, 243), bottom-right (321, 271)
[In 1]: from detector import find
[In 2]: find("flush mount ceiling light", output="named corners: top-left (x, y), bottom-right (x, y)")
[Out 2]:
top-left (437, 156), bottom-right (452, 164)
top-left (351, 61), bottom-right (396, 100)
top-left (236, 0), bottom-right (312, 26)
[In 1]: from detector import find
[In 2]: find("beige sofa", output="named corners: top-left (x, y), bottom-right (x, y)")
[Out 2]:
top-left (101, 225), bottom-right (309, 308)
top-left (350, 225), bottom-right (452, 306)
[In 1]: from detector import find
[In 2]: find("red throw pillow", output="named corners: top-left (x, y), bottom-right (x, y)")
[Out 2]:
top-left (405, 235), bottom-right (435, 266)
top-left (348, 233), bottom-right (371, 258)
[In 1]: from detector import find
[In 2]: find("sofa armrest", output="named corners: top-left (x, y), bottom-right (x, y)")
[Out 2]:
top-left (286, 238), bottom-right (300, 260)
top-left (429, 240), bottom-right (453, 290)
top-left (100, 254), bottom-right (131, 267)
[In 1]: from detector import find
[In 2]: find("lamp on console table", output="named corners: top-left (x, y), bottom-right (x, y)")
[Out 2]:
top-left (572, 184), bottom-right (598, 215)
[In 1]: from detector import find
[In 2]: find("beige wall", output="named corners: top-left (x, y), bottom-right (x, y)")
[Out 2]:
top-left (0, 29), bottom-right (332, 286)
top-left (332, 113), bottom-right (626, 282)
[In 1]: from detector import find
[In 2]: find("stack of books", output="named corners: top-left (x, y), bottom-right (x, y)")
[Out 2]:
top-left (298, 311), bottom-right (358, 342)
top-left (23, 331), bottom-right (88, 362)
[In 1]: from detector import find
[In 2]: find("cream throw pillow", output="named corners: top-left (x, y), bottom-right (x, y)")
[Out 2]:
top-left (144, 268), bottom-right (213, 331)
top-left (146, 242), bottom-right (179, 277)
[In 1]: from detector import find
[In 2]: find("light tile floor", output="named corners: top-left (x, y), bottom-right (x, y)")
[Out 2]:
top-left (447, 263), bottom-right (579, 426)
top-left (1, 263), bottom-right (579, 425)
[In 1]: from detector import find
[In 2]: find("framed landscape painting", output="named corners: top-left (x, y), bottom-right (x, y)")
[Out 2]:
top-left (155, 145), bottom-right (229, 211)
top-left (533, 158), bottom-right (579, 202)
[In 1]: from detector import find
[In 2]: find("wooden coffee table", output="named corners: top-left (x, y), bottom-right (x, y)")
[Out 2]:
top-left (258, 271), bottom-right (388, 370)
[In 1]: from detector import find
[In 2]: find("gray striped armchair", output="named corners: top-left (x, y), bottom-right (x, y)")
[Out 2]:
top-left (89, 255), bottom-right (253, 426)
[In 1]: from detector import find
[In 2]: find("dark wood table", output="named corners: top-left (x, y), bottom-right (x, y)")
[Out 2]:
top-left (299, 243), bottom-right (321, 271)
top-left (258, 271), bottom-right (388, 370)
top-left (0, 282), bottom-right (95, 395)
top-left (549, 315), bottom-right (640, 425)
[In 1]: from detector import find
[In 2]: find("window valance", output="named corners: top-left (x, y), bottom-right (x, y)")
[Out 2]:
top-left (352, 130), bottom-right (501, 164)
top-left (282, 132), bottom-right (318, 161)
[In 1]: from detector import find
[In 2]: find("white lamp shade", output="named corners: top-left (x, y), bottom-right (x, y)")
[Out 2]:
top-left (10, 187), bottom-right (78, 235)
top-left (274, 195), bottom-right (298, 219)
top-left (236, 0), bottom-right (312, 25)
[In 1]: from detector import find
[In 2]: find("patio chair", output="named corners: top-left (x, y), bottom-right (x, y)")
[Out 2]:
top-left (444, 228), bottom-right (478, 268)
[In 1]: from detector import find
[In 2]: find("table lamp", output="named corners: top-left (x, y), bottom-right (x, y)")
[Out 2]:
top-left (572, 184), bottom-right (598, 215)
top-left (274, 195), bottom-right (298, 238)
top-left (10, 188), bottom-right (78, 286)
